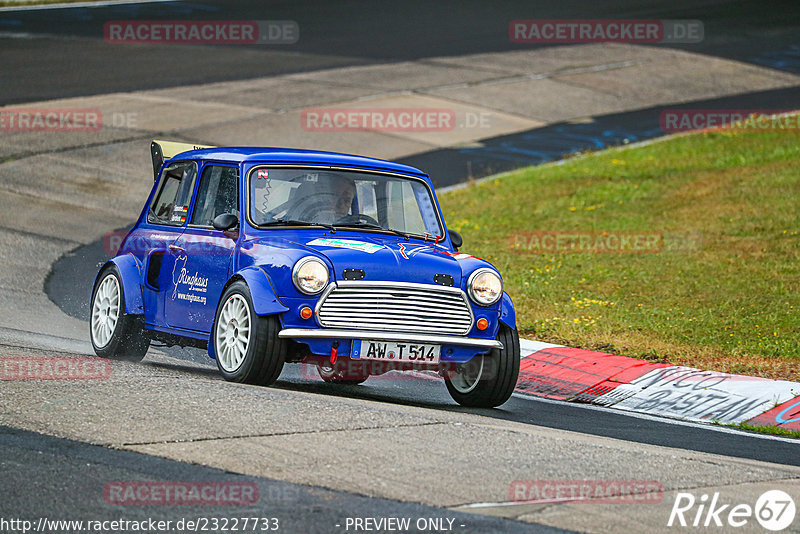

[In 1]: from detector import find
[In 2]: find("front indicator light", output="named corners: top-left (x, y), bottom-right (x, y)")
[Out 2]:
top-left (476, 317), bottom-right (489, 330)
top-left (299, 306), bottom-right (313, 320)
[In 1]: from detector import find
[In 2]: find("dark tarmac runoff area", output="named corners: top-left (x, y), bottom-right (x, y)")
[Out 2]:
top-left (1, 1), bottom-right (799, 533)
top-left (0, 0), bottom-right (798, 103)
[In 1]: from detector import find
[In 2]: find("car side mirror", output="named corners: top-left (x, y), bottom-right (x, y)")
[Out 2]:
top-left (212, 213), bottom-right (239, 231)
top-left (448, 229), bottom-right (462, 251)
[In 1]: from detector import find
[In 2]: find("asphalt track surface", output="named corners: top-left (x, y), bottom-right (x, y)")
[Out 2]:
top-left (401, 84), bottom-right (800, 186)
top-left (277, 368), bottom-right (800, 467)
top-left (3, 1), bottom-right (800, 532)
top-left (2, 0), bottom-right (798, 187)
top-left (0, 425), bottom-right (572, 534)
top-left (46, 233), bottom-right (800, 468)
top-left (31, 0), bottom-right (800, 467)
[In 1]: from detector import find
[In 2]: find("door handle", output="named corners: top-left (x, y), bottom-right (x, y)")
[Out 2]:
top-left (168, 244), bottom-right (185, 253)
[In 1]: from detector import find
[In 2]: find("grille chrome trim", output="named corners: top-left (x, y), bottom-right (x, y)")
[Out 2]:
top-left (314, 281), bottom-right (474, 335)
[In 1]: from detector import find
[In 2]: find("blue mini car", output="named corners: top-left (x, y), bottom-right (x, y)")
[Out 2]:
top-left (90, 141), bottom-right (520, 407)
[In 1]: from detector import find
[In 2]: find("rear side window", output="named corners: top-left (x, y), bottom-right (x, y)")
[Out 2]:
top-left (148, 161), bottom-right (198, 226)
top-left (191, 165), bottom-right (239, 227)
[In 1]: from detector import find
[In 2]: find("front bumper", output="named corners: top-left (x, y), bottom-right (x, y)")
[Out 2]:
top-left (278, 328), bottom-right (503, 350)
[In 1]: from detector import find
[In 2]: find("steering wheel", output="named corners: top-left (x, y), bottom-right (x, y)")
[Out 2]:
top-left (333, 213), bottom-right (381, 226)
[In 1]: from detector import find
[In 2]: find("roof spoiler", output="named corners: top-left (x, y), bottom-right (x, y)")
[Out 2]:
top-left (150, 140), bottom-right (216, 181)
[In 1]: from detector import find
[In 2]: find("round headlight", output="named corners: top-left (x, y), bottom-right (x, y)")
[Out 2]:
top-left (468, 269), bottom-right (502, 306)
top-left (292, 257), bottom-right (329, 295)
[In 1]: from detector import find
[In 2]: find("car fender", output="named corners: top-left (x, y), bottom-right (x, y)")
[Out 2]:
top-left (499, 291), bottom-right (517, 330)
top-left (95, 255), bottom-right (144, 315)
top-left (234, 266), bottom-right (289, 316)
top-left (207, 266), bottom-right (289, 360)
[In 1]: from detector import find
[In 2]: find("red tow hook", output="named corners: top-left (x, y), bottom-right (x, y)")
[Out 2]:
top-left (330, 341), bottom-right (339, 366)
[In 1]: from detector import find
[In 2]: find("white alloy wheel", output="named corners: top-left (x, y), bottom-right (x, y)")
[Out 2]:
top-left (91, 273), bottom-right (121, 348)
top-left (212, 281), bottom-right (286, 385)
top-left (215, 294), bottom-right (252, 372)
top-left (448, 355), bottom-right (485, 394)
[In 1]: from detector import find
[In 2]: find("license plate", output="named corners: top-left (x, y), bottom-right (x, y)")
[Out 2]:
top-left (353, 340), bottom-right (440, 364)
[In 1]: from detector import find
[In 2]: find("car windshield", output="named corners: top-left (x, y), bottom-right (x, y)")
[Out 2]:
top-left (248, 168), bottom-right (443, 237)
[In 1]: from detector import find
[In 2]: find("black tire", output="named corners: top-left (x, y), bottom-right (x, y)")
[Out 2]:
top-left (89, 265), bottom-right (149, 362)
top-left (444, 325), bottom-right (520, 408)
top-left (212, 281), bottom-right (286, 386)
top-left (317, 359), bottom-right (370, 385)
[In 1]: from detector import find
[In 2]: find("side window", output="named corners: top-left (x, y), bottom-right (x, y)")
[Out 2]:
top-left (148, 161), bottom-right (198, 226)
top-left (191, 165), bottom-right (239, 227)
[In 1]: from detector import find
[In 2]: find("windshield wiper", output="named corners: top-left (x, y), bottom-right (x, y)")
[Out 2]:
top-left (333, 221), bottom-right (410, 240)
top-left (261, 219), bottom-right (336, 233)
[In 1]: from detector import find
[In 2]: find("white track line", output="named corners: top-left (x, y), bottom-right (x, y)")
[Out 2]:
top-left (512, 392), bottom-right (800, 444)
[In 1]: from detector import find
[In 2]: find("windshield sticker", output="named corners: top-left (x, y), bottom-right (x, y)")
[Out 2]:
top-left (170, 205), bottom-right (188, 222)
top-left (306, 238), bottom-right (383, 254)
top-left (257, 169), bottom-right (269, 180)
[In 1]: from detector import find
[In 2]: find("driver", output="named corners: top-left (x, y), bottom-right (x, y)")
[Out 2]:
top-left (286, 173), bottom-right (356, 224)
top-left (326, 174), bottom-right (356, 221)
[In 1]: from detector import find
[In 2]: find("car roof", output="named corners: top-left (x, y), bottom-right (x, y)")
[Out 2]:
top-left (168, 147), bottom-right (429, 179)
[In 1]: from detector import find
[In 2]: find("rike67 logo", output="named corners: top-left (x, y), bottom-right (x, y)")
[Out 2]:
top-left (668, 490), bottom-right (796, 531)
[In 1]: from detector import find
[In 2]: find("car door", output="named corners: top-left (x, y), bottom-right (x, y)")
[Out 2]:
top-left (163, 164), bottom-right (240, 333)
top-left (140, 160), bottom-right (198, 327)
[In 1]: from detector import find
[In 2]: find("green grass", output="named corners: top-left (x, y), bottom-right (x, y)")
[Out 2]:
top-left (729, 422), bottom-right (800, 439)
top-left (440, 124), bottom-right (800, 381)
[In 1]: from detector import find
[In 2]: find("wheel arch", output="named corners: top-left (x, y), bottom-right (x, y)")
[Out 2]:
top-left (207, 266), bottom-right (289, 360)
top-left (499, 291), bottom-right (516, 330)
top-left (94, 255), bottom-right (144, 315)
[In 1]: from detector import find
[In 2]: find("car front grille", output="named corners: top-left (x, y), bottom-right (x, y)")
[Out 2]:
top-left (316, 281), bottom-right (473, 335)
